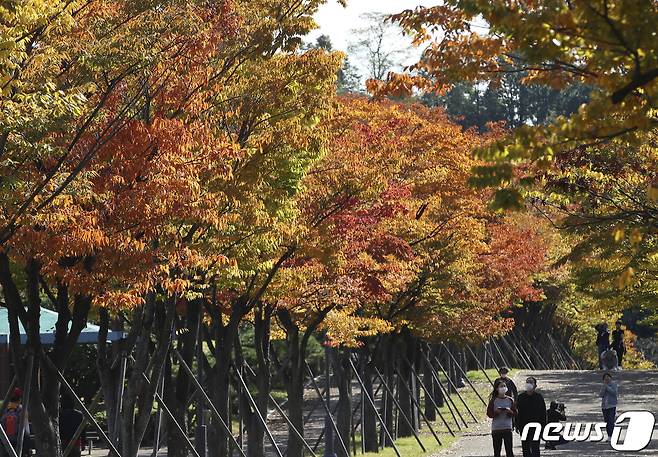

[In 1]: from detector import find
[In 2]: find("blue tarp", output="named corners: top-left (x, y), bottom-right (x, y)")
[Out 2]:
top-left (0, 307), bottom-right (123, 345)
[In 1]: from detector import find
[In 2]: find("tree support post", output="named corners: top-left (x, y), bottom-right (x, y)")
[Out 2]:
top-left (0, 422), bottom-right (18, 457)
top-left (114, 354), bottom-right (127, 445)
top-left (512, 331), bottom-right (537, 370)
top-left (459, 344), bottom-right (493, 388)
top-left (371, 367), bottom-right (426, 451)
top-left (151, 372), bottom-right (165, 457)
top-left (489, 339), bottom-right (510, 369)
top-left (41, 353), bottom-right (123, 457)
top-left (420, 349), bottom-right (476, 424)
top-left (345, 359), bottom-right (401, 457)
top-left (392, 366), bottom-right (442, 446)
top-left (232, 363), bottom-right (284, 457)
top-left (505, 334), bottom-right (534, 369)
top-left (409, 354), bottom-right (466, 430)
top-left (305, 363), bottom-right (351, 457)
top-left (241, 360), bottom-right (318, 457)
top-left (172, 349), bottom-right (246, 457)
top-left (429, 355), bottom-right (469, 428)
top-left (16, 353), bottom-right (33, 456)
top-left (130, 354), bottom-right (203, 457)
top-left (64, 388), bottom-right (103, 457)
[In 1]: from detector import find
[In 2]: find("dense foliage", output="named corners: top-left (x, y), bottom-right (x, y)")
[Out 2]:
top-left (1, 1), bottom-right (656, 456)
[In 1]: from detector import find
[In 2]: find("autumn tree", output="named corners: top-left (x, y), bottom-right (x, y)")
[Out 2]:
top-left (373, 0), bottom-right (658, 207)
top-left (372, 1), bottom-right (658, 325)
top-left (0, 1), bottom-right (256, 456)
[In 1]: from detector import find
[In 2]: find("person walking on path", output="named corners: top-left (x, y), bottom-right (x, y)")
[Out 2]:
top-left (0, 387), bottom-right (30, 457)
top-left (59, 394), bottom-right (86, 457)
top-left (595, 324), bottom-right (611, 369)
top-left (599, 372), bottom-right (618, 440)
top-left (544, 401), bottom-right (567, 450)
top-left (487, 379), bottom-right (517, 457)
top-left (516, 376), bottom-right (546, 457)
top-left (611, 321), bottom-right (626, 368)
top-left (497, 367), bottom-right (518, 401)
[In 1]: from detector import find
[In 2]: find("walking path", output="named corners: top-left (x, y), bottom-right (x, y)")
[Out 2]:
top-left (435, 370), bottom-right (658, 456)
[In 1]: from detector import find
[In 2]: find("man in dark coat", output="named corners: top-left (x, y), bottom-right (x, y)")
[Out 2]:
top-left (497, 366), bottom-right (518, 401)
top-left (516, 376), bottom-right (546, 457)
top-left (611, 320), bottom-right (626, 368)
top-left (595, 323), bottom-right (611, 369)
top-left (59, 394), bottom-right (86, 457)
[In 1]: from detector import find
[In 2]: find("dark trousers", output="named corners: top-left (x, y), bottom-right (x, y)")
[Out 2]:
top-left (603, 407), bottom-right (616, 438)
top-left (492, 430), bottom-right (514, 457)
top-left (522, 438), bottom-right (540, 457)
top-left (616, 350), bottom-right (624, 367)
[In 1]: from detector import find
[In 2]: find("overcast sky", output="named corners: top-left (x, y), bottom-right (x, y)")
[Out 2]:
top-left (308, 0), bottom-right (427, 51)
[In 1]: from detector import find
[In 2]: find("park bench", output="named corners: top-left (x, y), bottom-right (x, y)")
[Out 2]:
top-left (85, 430), bottom-right (99, 455)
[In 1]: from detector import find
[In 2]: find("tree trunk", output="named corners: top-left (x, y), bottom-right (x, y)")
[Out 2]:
top-left (167, 299), bottom-right (201, 457)
top-left (396, 332), bottom-right (415, 438)
top-left (429, 345), bottom-right (444, 408)
top-left (121, 293), bottom-right (175, 457)
top-left (97, 308), bottom-right (123, 448)
top-left (380, 336), bottom-right (395, 447)
top-left (207, 299), bottom-right (245, 457)
top-left (423, 348), bottom-right (436, 422)
top-left (278, 309), bottom-right (307, 457)
top-left (360, 348), bottom-right (378, 453)
top-left (333, 349), bottom-right (352, 457)
top-left (0, 255), bottom-right (92, 457)
top-left (284, 336), bottom-right (305, 457)
top-left (244, 303), bottom-right (272, 457)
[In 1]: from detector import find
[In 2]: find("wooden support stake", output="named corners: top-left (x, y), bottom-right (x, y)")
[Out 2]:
top-left (241, 361), bottom-right (317, 457)
top-left (0, 420), bottom-right (18, 457)
top-left (305, 363), bottom-right (352, 457)
top-left (41, 354), bottom-right (123, 457)
top-left (392, 366), bottom-right (442, 446)
top-left (421, 348), bottom-right (477, 424)
top-left (403, 354), bottom-right (462, 432)
top-left (345, 359), bottom-right (401, 457)
top-left (172, 349), bottom-right (246, 457)
top-left (16, 354), bottom-right (33, 456)
top-left (371, 366), bottom-right (426, 451)
top-left (434, 357), bottom-right (478, 430)
top-left (460, 344), bottom-right (493, 389)
top-left (232, 364), bottom-right (284, 457)
top-left (129, 354), bottom-right (203, 457)
top-left (63, 388), bottom-right (103, 457)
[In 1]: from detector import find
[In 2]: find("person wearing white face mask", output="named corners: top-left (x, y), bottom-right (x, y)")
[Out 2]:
top-left (497, 366), bottom-right (518, 401)
top-left (516, 377), bottom-right (546, 457)
top-left (487, 379), bottom-right (517, 457)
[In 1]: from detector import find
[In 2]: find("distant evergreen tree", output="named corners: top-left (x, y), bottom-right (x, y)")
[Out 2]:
top-left (308, 34), bottom-right (361, 93)
top-left (422, 71), bottom-right (590, 131)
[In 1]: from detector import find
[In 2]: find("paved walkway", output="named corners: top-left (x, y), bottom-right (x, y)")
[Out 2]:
top-left (435, 370), bottom-right (658, 456)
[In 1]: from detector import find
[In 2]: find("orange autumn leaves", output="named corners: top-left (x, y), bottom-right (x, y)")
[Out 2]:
top-left (272, 97), bottom-right (548, 347)
top-left (1, 0), bottom-right (548, 349)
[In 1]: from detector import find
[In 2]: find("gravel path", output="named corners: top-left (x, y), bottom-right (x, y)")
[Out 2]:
top-left (434, 370), bottom-right (658, 457)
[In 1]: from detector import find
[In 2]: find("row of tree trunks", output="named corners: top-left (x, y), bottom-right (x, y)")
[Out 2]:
top-left (2, 274), bottom-right (579, 457)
